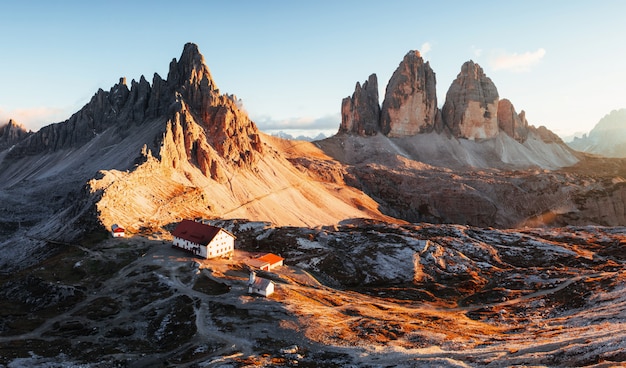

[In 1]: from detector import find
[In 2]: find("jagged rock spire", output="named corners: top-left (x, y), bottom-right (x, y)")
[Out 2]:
top-left (167, 43), bottom-right (216, 94)
top-left (159, 43), bottom-right (263, 180)
top-left (340, 74), bottom-right (381, 136)
top-left (442, 61), bottom-right (499, 140)
top-left (381, 50), bottom-right (438, 137)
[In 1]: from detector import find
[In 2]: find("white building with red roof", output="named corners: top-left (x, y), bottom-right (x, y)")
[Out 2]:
top-left (171, 219), bottom-right (235, 259)
top-left (111, 224), bottom-right (125, 238)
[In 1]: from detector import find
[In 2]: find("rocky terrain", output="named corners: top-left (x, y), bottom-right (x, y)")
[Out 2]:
top-left (1, 43), bottom-right (626, 366)
top-left (1, 219), bottom-right (625, 367)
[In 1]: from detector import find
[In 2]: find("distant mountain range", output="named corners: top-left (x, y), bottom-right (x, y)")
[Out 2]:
top-left (271, 131), bottom-right (327, 142)
top-left (567, 108), bottom-right (626, 158)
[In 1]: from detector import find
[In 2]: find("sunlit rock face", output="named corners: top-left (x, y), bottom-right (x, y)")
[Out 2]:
top-left (442, 61), bottom-right (499, 140)
top-left (497, 99), bottom-right (529, 143)
top-left (340, 74), bottom-right (381, 136)
top-left (381, 50), bottom-right (438, 137)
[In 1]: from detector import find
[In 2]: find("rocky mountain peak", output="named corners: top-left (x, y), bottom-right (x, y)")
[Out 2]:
top-left (381, 50), bottom-right (438, 137)
top-left (5, 43), bottom-right (262, 176)
top-left (0, 119), bottom-right (31, 150)
top-left (442, 60), bottom-right (499, 139)
top-left (339, 74), bottom-right (381, 136)
top-left (160, 43), bottom-right (263, 178)
top-left (168, 42), bottom-right (216, 91)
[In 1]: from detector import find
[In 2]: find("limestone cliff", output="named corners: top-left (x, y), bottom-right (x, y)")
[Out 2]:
top-left (442, 61), bottom-right (499, 140)
top-left (339, 74), bottom-right (380, 136)
top-left (159, 43), bottom-right (262, 180)
top-left (380, 50), bottom-right (438, 137)
top-left (497, 99), bottom-right (529, 143)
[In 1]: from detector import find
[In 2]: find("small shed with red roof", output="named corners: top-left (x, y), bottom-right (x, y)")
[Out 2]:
top-left (111, 224), bottom-right (125, 238)
top-left (248, 253), bottom-right (284, 271)
top-left (171, 219), bottom-right (235, 259)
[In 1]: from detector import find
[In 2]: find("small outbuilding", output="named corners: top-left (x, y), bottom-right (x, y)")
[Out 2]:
top-left (248, 253), bottom-right (284, 271)
top-left (111, 224), bottom-right (125, 238)
top-left (248, 272), bottom-right (274, 297)
top-left (171, 219), bottom-right (235, 259)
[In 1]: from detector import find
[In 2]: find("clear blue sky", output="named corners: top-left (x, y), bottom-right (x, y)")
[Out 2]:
top-left (1, 0), bottom-right (625, 139)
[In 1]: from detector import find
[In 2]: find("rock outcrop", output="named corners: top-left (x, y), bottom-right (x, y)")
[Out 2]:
top-left (159, 43), bottom-right (262, 179)
top-left (381, 51), bottom-right (438, 137)
top-left (0, 119), bottom-right (31, 150)
top-left (497, 99), bottom-right (529, 143)
top-left (339, 74), bottom-right (380, 136)
top-left (442, 61), bottom-right (499, 140)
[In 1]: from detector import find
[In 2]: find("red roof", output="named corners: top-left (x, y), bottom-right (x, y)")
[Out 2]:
top-left (171, 220), bottom-right (226, 246)
top-left (256, 253), bottom-right (284, 265)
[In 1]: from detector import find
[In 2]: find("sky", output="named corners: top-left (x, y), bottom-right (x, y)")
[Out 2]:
top-left (1, 1), bottom-right (625, 140)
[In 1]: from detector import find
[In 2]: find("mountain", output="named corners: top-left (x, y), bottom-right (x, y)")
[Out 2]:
top-left (315, 50), bottom-right (626, 227)
top-left (332, 51), bottom-right (578, 171)
top-left (271, 131), bottom-right (327, 141)
top-left (0, 43), bottom-right (393, 271)
top-left (338, 53), bottom-right (573, 169)
top-left (568, 108), bottom-right (626, 157)
top-left (2, 43), bottom-right (626, 367)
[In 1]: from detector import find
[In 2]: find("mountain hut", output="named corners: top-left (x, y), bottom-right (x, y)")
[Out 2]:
top-left (171, 219), bottom-right (235, 259)
top-left (111, 224), bottom-right (125, 238)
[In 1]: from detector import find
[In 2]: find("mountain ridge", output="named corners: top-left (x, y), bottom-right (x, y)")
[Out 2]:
top-left (0, 43), bottom-right (394, 271)
top-left (1, 42), bottom-right (626, 270)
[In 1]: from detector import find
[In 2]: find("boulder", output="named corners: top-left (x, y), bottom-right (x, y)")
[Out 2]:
top-left (442, 61), bottom-right (499, 140)
top-left (381, 50), bottom-right (438, 137)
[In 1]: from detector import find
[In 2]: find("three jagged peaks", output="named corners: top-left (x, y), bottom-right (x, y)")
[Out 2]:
top-left (341, 50), bottom-right (562, 144)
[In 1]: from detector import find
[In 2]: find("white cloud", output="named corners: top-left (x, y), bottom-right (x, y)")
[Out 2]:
top-left (0, 107), bottom-right (69, 131)
top-left (490, 48), bottom-right (546, 72)
top-left (420, 42), bottom-right (432, 55)
top-left (471, 45), bottom-right (483, 58)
